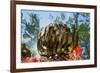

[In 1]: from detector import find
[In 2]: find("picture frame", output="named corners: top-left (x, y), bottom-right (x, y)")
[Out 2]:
top-left (10, 0), bottom-right (97, 72)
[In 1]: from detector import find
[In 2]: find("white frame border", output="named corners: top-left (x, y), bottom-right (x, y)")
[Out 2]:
top-left (16, 4), bottom-right (95, 69)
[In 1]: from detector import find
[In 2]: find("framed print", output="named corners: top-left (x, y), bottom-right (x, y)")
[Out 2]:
top-left (10, 0), bottom-right (97, 72)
